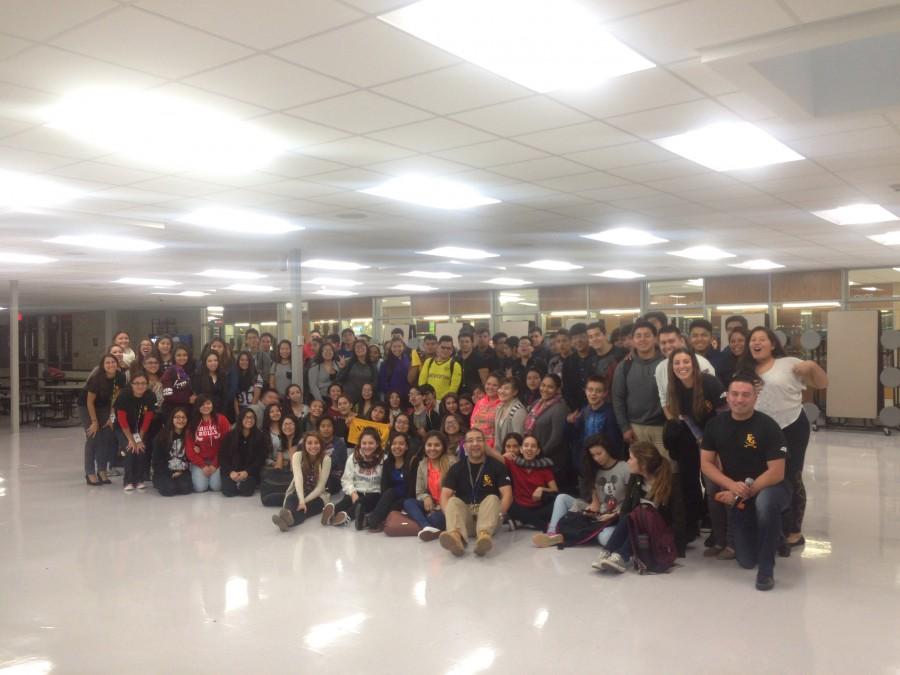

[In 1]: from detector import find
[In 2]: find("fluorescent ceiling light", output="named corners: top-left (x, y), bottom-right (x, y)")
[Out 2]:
top-left (686, 278), bottom-right (704, 287)
top-left (235, 322), bottom-right (250, 327)
top-left (668, 246), bottom-right (735, 261)
top-left (313, 289), bottom-right (358, 297)
top-left (420, 247), bottom-right (499, 260)
top-left (302, 259), bottom-right (370, 271)
top-left (550, 310), bottom-right (587, 317)
top-left (207, 306), bottom-right (224, 312)
top-left (716, 304), bottom-right (769, 311)
top-left (392, 284), bottom-right (438, 292)
top-left (782, 301), bottom-right (841, 308)
top-left (461, 313), bottom-right (490, 319)
top-left (46, 234), bottom-right (163, 251)
top-left (115, 277), bottom-right (180, 287)
top-left (0, 170), bottom-right (82, 210)
top-left (179, 206), bottom-right (302, 234)
top-left (599, 308), bottom-right (641, 314)
top-left (520, 259), bottom-right (583, 271)
top-left (518, 302), bottom-right (538, 307)
top-left (869, 231), bottom-right (900, 246)
top-left (861, 286), bottom-right (879, 291)
top-left (260, 321), bottom-right (278, 326)
top-left (196, 269), bottom-right (265, 280)
top-left (47, 87), bottom-right (285, 174)
top-left (581, 228), bottom-right (667, 246)
top-left (308, 277), bottom-right (362, 287)
top-left (225, 283), bottom-right (280, 292)
top-left (653, 122), bottom-right (804, 172)
top-left (423, 315), bottom-right (449, 321)
top-left (730, 259), bottom-right (784, 270)
top-left (152, 290), bottom-right (208, 297)
top-left (812, 203), bottom-right (899, 226)
top-left (483, 277), bottom-right (530, 286)
top-left (592, 269), bottom-right (645, 279)
top-left (400, 270), bottom-right (461, 280)
top-left (380, 0), bottom-right (654, 92)
top-left (361, 175), bottom-right (499, 209)
top-left (0, 252), bottom-right (57, 264)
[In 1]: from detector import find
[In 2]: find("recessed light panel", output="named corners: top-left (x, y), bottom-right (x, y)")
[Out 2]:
top-left (0, 252), bottom-right (57, 264)
top-left (307, 277), bottom-right (362, 287)
top-left (520, 260), bottom-right (583, 271)
top-left (180, 206), bottom-right (302, 234)
top-left (400, 270), bottom-right (462, 280)
top-left (392, 284), bottom-right (438, 292)
top-left (48, 88), bottom-right (285, 174)
top-left (47, 234), bottom-right (163, 251)
top-left (0, 170), bottom-right (81, 210)
top-left (782, 302), bottom-right (841, 308)
top-left (196, 269), bottom-right (266, 280)
top-left (115, 277), bottom-right (180, 287)
top-left (813, 203), bottom-right (899, 226)
top-left (419, 247), bottom-right (499, 260)
top-left (581, 228), bottom-right (668, 246)
top-left (869, 231), bottom-right (900, 246)
top-left (301, 259), bottom-right (370, 271)
top-left (380, 0), bottom-right (654, 92)
top-left (653, 122), bottom-right (804, 172)
top-left (153, 290), bottom-right (208, 297)
top-left (361, 175), bottom-right (499, 209)
top-left (225, 283), bottom-right (279, 292)
top-left (483, 277), bottom-right (531, 286)
top-left (313, 289), bottom-right (358, 297)
top-left (730, 259), bottom-right (785, 270)
top-left (592, 269), bottom-right (645, 279)
top-left (668, 246), bottom-right (735, 261)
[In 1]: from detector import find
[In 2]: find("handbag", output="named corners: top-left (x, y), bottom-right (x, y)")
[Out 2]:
top-left (383, 510), bottom-right (420, 537)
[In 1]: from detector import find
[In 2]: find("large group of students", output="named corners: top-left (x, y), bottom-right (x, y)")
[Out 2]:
top-left (77, 313), bottom-right (827, 590)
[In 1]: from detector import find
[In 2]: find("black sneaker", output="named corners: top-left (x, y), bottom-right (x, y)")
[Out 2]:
top-left (704, 534), bottom-right (716, 548)
top-left (354, 502), bottom-right (365, 531)
top-left (777, 542), bottom-right (791, 558)
top-left (755, 575), bottom-right (775, 591)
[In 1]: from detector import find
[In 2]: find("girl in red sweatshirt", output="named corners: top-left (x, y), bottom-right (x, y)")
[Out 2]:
top-left (186, 394), bottom-right (231, 492)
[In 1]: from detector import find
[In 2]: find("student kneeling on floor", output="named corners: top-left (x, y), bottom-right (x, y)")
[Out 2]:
top-left (439, 428), bottom-right (512, 557)
top-left (700, 374), bottom-right (790, 592)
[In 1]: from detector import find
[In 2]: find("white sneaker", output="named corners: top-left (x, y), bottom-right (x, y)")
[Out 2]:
top-left (135, 482), bottom-right (146, 490)
top-left (600, 553), bottom-right (627, 573)
top-left (418, 526), bottom-right (441, 542)
top-left (590, 549), bottom-right (612, 569)
top-left (123, 483), bottom-right (135, 492)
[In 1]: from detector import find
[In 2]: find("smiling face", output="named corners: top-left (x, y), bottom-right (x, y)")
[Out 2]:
top-left (143, 357), bottom-right (160, 374)
top-left (309, 400), bottom-right (324, 418)
top-left (238, 353), bottom-right (250, 370)
top-left (172, 410), bottom-right (188, 432)
top-left (587, 327), bottom-right (607, 352)
top-left (361, 383), bottom-right (374, 401)
top-left (328, 384), bottom-right (342, 402)
top-left (131, 375), bottom-right (148, 394)
top-left (408, 388), bottom-right (422, 408)
top-left (672, 352), bottom-right (694, 383)
top-left (205, 353), bottom-right (218, 373)
top-left (337, 397), bottom-right (352, 416)
top-left (174, 349), bottom-right (188, 367)
top-left (484, 376), bottom-right (500, 398)
top-left (517, 338), bottom-right (532, 359)
top-left (729, 331), bottom-right (746, 357)
top-left (521, 436), bottom-right (540, 461)
top-left (443, 415), bottom-right (460, 436)
top-left (497, 382), bottom-right (515, 403)
top-left (109, 345), bottom-right (124, 365)
top-left (245, 332), bottom-right (260, 351)
top-left (354, 341), bottom-right (368, 360)
top-left (321, 344), bottom-right (335, 361)
top-left (305, 434), bottom-right (321, 457)
top-left (390, 340), bottom-right (404, 358)
top-left (632, 327), bottom-right (656, 356)
top-left (210, 340), bottom-right (225, 357)
top-left (748, 329), bottom-right (774, 362)
top-left (539, 376), bottom-right (558, 401)
top-left (288, 386), bottom-right (302, 403)
top-left (390, 435), bottom-right (408, 459)
top-left (585, 380), bottom-right (606, 407)
top-left (279, 342), bottom-right (291, 360)
top-left (658, 331), bottom-right (682, 358)
top-left (443, 395), bottom-right (458, 414)
top-left (370, 405), bottom-right (387, 422)
top-left (359, 434), bottom-right (378, 457)
top-left (268, 406), bottom-right (282, 424)
top-left (464, 429), bottom-right (485, 461)
top-left (393, 414), bottom-right (410, 433)
top-left (689, 326), bottom-right (712, 354)
top-left (458, 398), bottom-right (473, 417)
top-left (139, 339), bottom-right (153, 357)
top-left (102, 356), bottom-right (119, 376)
top-left (281, 417), bottom-right (296, 438)
top-left (525, 370), bottom-right (541, 391)
top-left (114, 332), bottom-right (130, 349)
top-left (199, 399), bottom-right (213, 416)
top-left (241, 411), bottom-right (256, 430)
top-left (504, 436), bottom-right (521, 456)
top-left (555, 332), bottom-right (572, 355)
top-left (727, 380), bottom-right (758, 417)
top-left (388, 391), bottom-right (401, 408)
top-left (424, 435), bottom-right (445, 460)
top-left (317, 418), bottom-right (333, 440)
top-left (157, 338), bottom-right (172, 356)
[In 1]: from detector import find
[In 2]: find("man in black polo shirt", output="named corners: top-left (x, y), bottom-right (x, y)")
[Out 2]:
top-left (440, 428), bottom-right (513, 557)
top-left (701, 375), bottom-right (790, 591)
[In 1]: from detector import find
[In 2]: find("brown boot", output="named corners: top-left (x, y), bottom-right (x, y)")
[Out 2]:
top-left (331, 511), bottom-right (349, 526)
top-left (474, 530), bottom-right (493, 557)
top-left (439, 529), bottom-right (466, 557)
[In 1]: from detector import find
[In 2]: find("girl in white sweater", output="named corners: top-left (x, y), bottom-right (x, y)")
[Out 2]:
top-left (272, 431), bottom-right (334, 531)
top-left (332, 428), bottom-right (385, 529)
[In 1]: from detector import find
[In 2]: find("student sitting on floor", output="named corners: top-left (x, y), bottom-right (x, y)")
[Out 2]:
top-left (272, 431), bottom-right (336, 531)
top-left (331, 428), bottom-right (384, 529)
top-left (505, 434), bottom-right (558, 531)
top-left (365, 433), bottom-right (416, 531)
top-left (218, 408), bottom-right (266, 498)
top-left (151, 406), bottom-right (193, 497)
top-left (403, 431), bottom-right (458, 542)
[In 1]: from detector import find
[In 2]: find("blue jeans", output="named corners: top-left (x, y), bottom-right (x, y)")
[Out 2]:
top-left (191, 465), bottom-right (222, 492)
top-left (728, 482), bottom-right (790, 578)
top-left (402, 498), bottom-right (446, 530)
top-left (547, 493), bottom-right (615, 545)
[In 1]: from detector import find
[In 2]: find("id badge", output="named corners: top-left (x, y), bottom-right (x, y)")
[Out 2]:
top-left (133, 432), bottom-right (142, 444)
top-left (109, 411), bottom-right (115, 424)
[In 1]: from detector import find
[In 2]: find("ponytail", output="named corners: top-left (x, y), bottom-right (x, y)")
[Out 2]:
top-left (629, 441), bottom-right (672, 506)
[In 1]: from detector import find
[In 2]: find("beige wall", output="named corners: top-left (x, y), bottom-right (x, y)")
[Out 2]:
top-left (115, 309), bottom-right (203, 351)
top-left (71, 311), bottom-right (106, 370)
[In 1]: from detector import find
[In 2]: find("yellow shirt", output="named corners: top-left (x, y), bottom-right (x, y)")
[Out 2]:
top-left (418, 357), bottom-right (461, 400)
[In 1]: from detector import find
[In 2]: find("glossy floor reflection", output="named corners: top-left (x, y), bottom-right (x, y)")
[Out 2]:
top-left (1, 426), bottom-right (899, 674)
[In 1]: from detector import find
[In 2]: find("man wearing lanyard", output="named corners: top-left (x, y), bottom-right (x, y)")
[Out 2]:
top-left (439, 428), bottom-right (513, 557)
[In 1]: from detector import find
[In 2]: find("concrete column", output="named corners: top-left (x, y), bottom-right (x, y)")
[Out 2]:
top-left (289, 249), bottom-right (304, 388)
top-left (103, 309), bottom-right (115, 348)
top-left (10, 280), bottom-right (20, 434)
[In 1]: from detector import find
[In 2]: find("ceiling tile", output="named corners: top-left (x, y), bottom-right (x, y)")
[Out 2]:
top-left (51, 7), bottom-right (253, 79)
top-left (434, 140), bottom-right (548, 168)
top-left (450, 96), bottom-right (590, 137)
top-left (552, 68), bottom-right (703, 119)
top-left (514, 121), bottom-right (636, 155)
top-left (136, 0), bottom-right (363, 49)
top-left (48, 160), bottom-right (160, 185)
top-left (300, 136), bottom-right (415, 164)
top-left (200, 188), bottom-right (286, 207)
top-left (0, 145), bottom-right (76, 172)
top-left (789, 126), bottom-right (900, 158)
top-left (717, 92), bottom-right (777, 122)
top-left (585, 0), bottom-right (688, 21)
top-left (537, 171), bottom-right (627, 193)
top-left (288, 90), bottom-right (431, 134)
top-left (606, 0), bottom-right (796, 63)
top-left (90, 186), bottom-right (180, 204)
top-left (364, 155), bottom-right (472, 176)
top-left (0, 0), bottom-right (117, 41)
top-left (129, 175), bottom-right (225, 197)
top-left (306, 168), bottom-right (391, 191)
top-left (0, 46), bottom-right (164, 95)
top-left (609, 158), bottom-right (710, 182)
top-left (255, 178), bottom-right (344, 199)
top-left (2, 126), bottom-right (108, 161)
top-left (0, 118), bottom-right (33, 140)
top-left (368, 118), bottom-right (496, 153)
top-left (648, 172), bottom-right (739, 193)
top-left (0, 83), bottom-right (56, 124)
top-left (491, 157), bottom-right (593, 182)
top-left (373, 63), bottom-right (532, 115)
top-left (566, 141), bottom-right (675, 170)
top-left (184, 55), bottom-right (354, 110)
top-left (0, 34), bottom-right (33, 61)
top-left (249, 113), bottom-right (350, 150)
top-left (274, 18), bottom-right (458, 87)
top-left (667, 59), bottom-right (740, 97)
top-left (578, 183), bottom-right (660, 202)
top-left (784, 0), bottom-right (900, 22)
top-left (606, 98), bottom-right (738, 139)
top-left (151, 83), bottom-right (270, 121)
top-left (261, 153), bottom-right (347, 179)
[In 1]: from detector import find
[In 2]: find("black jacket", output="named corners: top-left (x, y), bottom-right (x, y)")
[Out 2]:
top-left (218, 429), bottom-right (267, 479)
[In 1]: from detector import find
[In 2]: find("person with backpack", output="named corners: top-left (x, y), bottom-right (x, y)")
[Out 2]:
top-left (591, 441), bottom-right (675, 574)
top-left (533, 433), bottom-right (629, 548)
top-left (418, 335), bottom-right (461, 402)
top-left (700, 374), bottom-right (791, 591)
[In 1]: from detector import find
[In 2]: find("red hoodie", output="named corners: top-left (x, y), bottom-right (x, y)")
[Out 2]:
top-left (186, 414), bottom-right (231, 468)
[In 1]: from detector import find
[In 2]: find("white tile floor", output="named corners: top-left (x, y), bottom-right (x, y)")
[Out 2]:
top-left (1, 425), bottom-right (899, 675)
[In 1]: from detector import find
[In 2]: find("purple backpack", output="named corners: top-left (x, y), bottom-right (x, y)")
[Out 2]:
top-left (628, 503), bottom-right (677, 574)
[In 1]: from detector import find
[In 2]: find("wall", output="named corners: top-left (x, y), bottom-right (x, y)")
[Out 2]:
top-left (71, 311), bottom-right (106, 370)
top-left (115, 308), bottom-right (203, 351)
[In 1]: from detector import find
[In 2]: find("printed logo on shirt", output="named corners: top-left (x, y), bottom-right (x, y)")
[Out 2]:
top-left (482, 474), bottom-right (494, 488)
top-left (743, 433), bottom-right (757, 450)
top-left (778, 445), bottom-right (787, 454)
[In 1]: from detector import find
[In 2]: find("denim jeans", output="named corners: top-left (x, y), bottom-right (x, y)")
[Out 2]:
top-left (79, 405), bottom-right (114, 476)
top-left (402, 498), bottom-right (446, 530)
top-left (728, 482), bottom-right (790, 578)
top-left (191, 464), bottom-right (222, 492)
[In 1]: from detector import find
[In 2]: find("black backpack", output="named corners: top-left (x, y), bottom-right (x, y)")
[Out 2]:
top-left (556, 511), bottom-right (609, 547)
top-left (259, 467), bottom-right (293, 507)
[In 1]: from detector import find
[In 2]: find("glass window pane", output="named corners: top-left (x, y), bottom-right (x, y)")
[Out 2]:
top-left (848, 268), bottom-right (900, 299)
top-left (648, 278), bottom-right (704, 306)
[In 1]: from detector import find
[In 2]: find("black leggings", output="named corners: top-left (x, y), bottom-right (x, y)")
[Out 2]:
top-left (154, 471), bottom-right (192, 496)
top-left (782, 411), bottom-right (810, 534)
top-left (285, 493), bottom-right (325, 527)
top-left (368, 487), bottom-right (405, 527)
top-left (509, 499), bottom-right (554, 531)
top-left (334, 492), bottom-right (381, 516)
top-left (222, 475), bottom-right (258, 497)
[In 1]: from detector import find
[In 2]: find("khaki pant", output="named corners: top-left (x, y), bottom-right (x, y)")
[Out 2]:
top-left (445, 495), bottom-right (501, 543)
top-left (631, 423), bottom-right (666, 458)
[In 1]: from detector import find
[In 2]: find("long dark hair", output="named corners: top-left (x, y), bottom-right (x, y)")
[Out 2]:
top-left (160, 406), bottom-right (190, 451)
top-left (353, 427), bottom-right (384, 466)
top-left (189, 394), bottom-right (216, 433)
top-left (314, 341), bottom-right (335, 365)
top-left (300, 431), bottom-right (325, 477)
top-left (666, 348), bottom-right (705, 421)
top-left (580, 433), bottom-right (612, 501)
top-left (86, 353), bottom-right (120, 396)
top-left (276, 339), bottom-right (292, 365)
top-left (235, 350), bottom-right (258, 391)
top-left (737, 326), bottom-right (786, 375)
top-left (630, 441), bottom-right (672, 506)
top-left (351, 339), bottom-right (372, 365)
